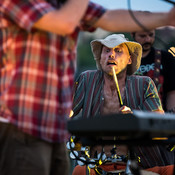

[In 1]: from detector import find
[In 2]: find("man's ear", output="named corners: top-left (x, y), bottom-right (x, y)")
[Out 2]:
top-left (128, 57), bottom-right (132, 65)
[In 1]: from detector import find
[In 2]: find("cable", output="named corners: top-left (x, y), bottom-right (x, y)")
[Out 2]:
top-left (127, 0), bottom-right (150, 32)
top-left (161, 0), bottom-right (175, 5)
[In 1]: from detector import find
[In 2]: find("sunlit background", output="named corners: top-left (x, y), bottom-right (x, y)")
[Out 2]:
top-left (91, 0), bottom-right (173, 11)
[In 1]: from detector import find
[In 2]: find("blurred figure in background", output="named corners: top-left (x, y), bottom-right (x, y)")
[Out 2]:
top-left (131, 30), bottom-right (175, 112)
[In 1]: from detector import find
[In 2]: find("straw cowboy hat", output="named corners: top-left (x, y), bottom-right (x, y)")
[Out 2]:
top-left (90, 34), bottom-right (142, 75)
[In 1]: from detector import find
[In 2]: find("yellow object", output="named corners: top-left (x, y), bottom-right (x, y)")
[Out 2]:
top-left (74, 143), bottom-right (82, 151)
top-left (112, 67), bottom-right (123, 106)
top-left (152, 137), bottom-right (168, 140)
top-left (168, 47), bottom-right (175, 57)
top-left (69, 110), bottom-right (74, 117)
top-left (169, 145), bottom-right (175, 152)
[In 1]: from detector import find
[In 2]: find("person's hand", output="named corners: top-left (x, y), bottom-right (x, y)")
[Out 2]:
top-left (119, 105), bottom-right (133, 114)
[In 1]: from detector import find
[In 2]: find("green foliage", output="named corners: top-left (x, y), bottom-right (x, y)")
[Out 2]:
top-left (77, 39), bottom-right (95, 70)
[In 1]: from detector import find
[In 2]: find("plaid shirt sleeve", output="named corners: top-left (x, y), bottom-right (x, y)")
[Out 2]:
top-left (1, 0), bottom-right (55, 31)
top-left (80, 1), bottom-right (106, 31)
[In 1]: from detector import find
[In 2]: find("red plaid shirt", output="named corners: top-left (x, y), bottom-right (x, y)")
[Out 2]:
top-left (0, 0), bottom-right (106, 142)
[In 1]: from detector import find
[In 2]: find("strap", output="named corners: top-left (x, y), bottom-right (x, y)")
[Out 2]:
top-left (153, 49), bottom-right (162, 89)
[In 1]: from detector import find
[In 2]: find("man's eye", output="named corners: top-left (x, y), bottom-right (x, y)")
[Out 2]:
top-left (115, 48), bottom-right (122, 53)
top-left (140, 35), bottom-right (146, 38)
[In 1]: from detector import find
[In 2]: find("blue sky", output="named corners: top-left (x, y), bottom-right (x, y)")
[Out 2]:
top-left (91, 0), bottom-right (173, 12)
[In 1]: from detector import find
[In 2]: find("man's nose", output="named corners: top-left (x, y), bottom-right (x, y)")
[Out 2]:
top-left (145, 35), bottom-right (152, 42)
top-left (109, 50), bottom-right (115, 58)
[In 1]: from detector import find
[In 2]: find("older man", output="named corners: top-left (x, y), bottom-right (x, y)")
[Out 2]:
top-left (71, 34), bottom-right (174, 175)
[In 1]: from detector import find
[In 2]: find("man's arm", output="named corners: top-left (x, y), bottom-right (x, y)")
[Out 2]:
top-left (166, 90), bottom-right (175, 113)
top-left (94, 8), bottom-right (175, 32)
top-left (33, 0), bottom-right (89, 35)
top-left (33, 1), bottom-right (175, 35)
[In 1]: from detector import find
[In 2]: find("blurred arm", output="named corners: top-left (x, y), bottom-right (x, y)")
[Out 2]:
top-left (94, 7), bottom-right (175, 32)
top-left (33, 0), bottom-right (89, 35)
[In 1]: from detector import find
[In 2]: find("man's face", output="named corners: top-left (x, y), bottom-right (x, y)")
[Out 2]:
top-left (133, 30), bottom-right (155, 52)
top-left (100, 44), bottom-right (132, 76)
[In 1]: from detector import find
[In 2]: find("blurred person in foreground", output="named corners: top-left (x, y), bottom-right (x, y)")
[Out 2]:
top-left (131, 30), bottom-right (175, 113)
top-left (1, 0), bottom-right (175, 175)
top-left (71, 34), bottom-right (174, 175)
